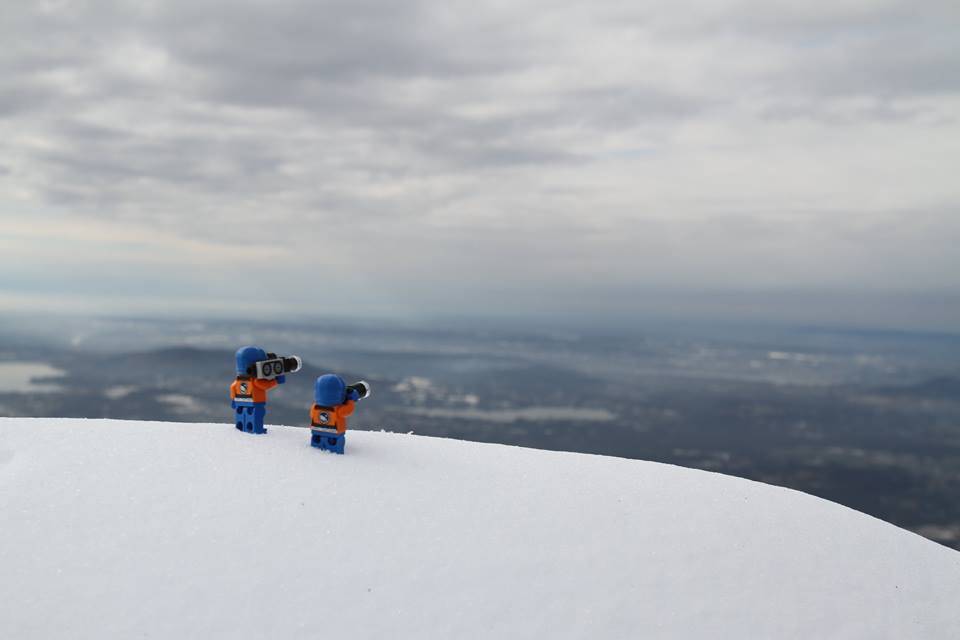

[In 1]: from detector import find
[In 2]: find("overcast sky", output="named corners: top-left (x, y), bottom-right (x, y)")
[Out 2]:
top-left (2, 0), bottom-right (958, 329)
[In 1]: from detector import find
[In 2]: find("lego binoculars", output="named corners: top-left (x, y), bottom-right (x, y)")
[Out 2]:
top-left (347, 381), bottom-right (372, 400)
top-left (251, 354), bottom-right (303, 380)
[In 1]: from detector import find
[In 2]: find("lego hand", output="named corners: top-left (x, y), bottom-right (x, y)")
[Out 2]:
top-left (277, 375), bottom-right (287, 384)
top-left (347, 388), bottom-right (360, 401)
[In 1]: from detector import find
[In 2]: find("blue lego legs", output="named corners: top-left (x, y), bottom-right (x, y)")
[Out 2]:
top-left (234, 403), bottom-right (267, 434)
top-left (311, 430), bottom-right (345, 454)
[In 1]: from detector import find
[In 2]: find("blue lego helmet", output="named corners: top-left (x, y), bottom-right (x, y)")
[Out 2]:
top-left (315, 374), bottom-right (347, 406)
top-left (236, 346), bottom-right (267, 375)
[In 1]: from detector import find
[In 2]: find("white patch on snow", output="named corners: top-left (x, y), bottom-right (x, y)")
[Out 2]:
top-left (402, 406), bottom-right (615, 423)
top-left (391, 376), bottom-right (481, 407)
top-left (104, 385), bottom-right (136, 400)
top-left (0, 362), bottom-right (66, 392)
top-left (391, 376), bottom-right (434, 393)
top-left (157, 394), bottom-right (204, 414)
top-left (767, 351), bottom-right (822, 364)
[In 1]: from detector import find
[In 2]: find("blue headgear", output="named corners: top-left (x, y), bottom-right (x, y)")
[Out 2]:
top-left (236, 346), bottom-right (267, 375)
top-left (314, 374), bottom-right (347, 406)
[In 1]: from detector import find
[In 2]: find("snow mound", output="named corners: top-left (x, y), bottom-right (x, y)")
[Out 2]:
top-left (1, 418), bottom-right (958, 639)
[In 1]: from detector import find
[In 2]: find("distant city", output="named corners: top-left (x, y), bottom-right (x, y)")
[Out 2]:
top-left (2, 315), bottom-right (959, 549)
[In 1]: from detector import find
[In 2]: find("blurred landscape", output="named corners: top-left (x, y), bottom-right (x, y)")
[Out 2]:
top-left (2, 314), bottom-right (958, 549)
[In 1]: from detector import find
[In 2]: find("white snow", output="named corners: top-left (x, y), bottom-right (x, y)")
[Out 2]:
top-left (1, 417), bottom-right (958, 639)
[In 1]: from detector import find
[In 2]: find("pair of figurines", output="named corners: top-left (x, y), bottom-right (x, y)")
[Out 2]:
top-left (229, 346), bottom-right (369, 454)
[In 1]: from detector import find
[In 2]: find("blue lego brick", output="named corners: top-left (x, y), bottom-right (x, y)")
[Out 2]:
top-left (235, 403), bottom-right (267, 434)
top-left (311, 431), bottom-right (345, 454)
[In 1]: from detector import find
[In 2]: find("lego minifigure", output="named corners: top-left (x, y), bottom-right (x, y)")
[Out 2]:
top-left (310, 374), bottom-right (370, 453)
top-left (230, 346), bottom-right (301, 434)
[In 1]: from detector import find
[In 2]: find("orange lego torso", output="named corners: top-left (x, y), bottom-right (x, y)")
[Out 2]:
top-left (230, 376), bottom-right (278, 403)
top-left (310, 400), bottom-right (355, 434)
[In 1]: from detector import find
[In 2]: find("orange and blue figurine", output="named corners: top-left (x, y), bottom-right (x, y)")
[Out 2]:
top-left (230, 346), bottom-right (293, 434)
top-left (310, 374), bottom-right (370, 453)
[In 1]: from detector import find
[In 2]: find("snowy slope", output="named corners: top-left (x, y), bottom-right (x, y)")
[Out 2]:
top-left (1, 418), bottom-right (958, 639)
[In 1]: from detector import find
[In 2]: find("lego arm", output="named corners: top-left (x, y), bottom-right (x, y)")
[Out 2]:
top-left (336, 400), bottom-right (356, 419)
top-left (253, 378), bottom-right (279, 392)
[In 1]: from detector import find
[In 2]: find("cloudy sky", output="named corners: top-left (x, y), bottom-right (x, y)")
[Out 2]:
top-left (2, 0), bottom-right (958, 329)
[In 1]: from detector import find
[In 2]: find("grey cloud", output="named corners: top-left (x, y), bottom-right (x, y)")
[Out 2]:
top-left (755, 96), bottom-right (955, 126)
top-left (0, 2), bottom-right (588, 219)
top-left (1, 1), bottom-right (959, 326)
top-left (0, 82), bottom-right (58, 116)
top-left (722, 4), bottom-right (960, 102)
top-left (775, 30), bottom-right (960, 99)
top-left (163, 2), bottom-right (521, 82)
top-left (654, 1), bottom-right (957, 44)
top-left (563, 86), bottom-right (709, 128)
top-left (605, 2), bottom-right (960, 105)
